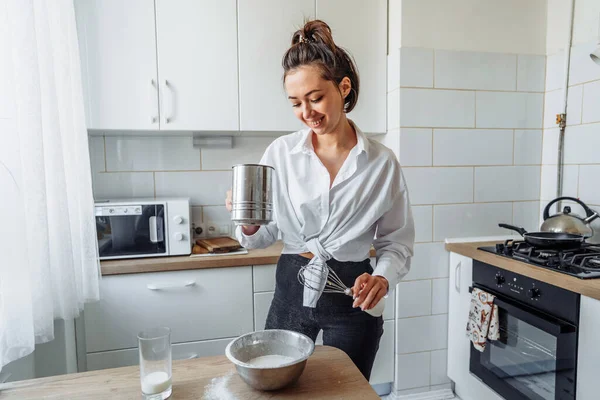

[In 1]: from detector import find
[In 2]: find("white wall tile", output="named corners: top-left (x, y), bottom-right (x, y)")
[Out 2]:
top-left (93, 172), bottom-right (154, 200)
top-left (399, 128), bottom-right (432, 166)
top-left (396, 314), bottom-right (448, 353)
top-left (566, 84), bottom-right (584, 126)
top-left (514, 130), bottom-right (542, 165)
top-left (202, 206), bottom-right (231, 225)
top-left (433, 203), bottom-right (513, 241)
top-left (431, 279), bottom-right (449, 315)
top-left (403, 167), bottom-right (473, 205)
top-left (430, 349), bottom-right (451, 385)
top-left (545, 51), bottom-right (565, 92)
top-left (105, 137), bottom-right (200, 171)
top-left (569, 43), bottom-right (600, 86)
top-left (540, 165), bottom-right (579, 201)
top-left (517, 55), bottom-right (546, 92)
top-left (388, 89), bottom-right (400, 130)
top-left (88, 136), bottom-right (106, 173)
top-left (433, 129), bottom-right (513, 166)
top-left (400, 48), bottom-right (434, 88)
top-left (513, 201), bottom-right (541, 232)
top-left (434, 50), bottom-right (516, 91)
top-left (579, 165), bottom-right (600, 204)
top-left (396, 280), bottom-right (432, 318)
top-left (191, 206), bottom-right (203, 230)
top-left (543, 90), bottom-right (562, 129)
top-left (395, 352), bottom-right (430, 390)
top-left (412, 205), bottom-right (433, 243)
top-left (388, 50), bottom-right (400, 92)
top-left (475, 166), bottom-right (541, 202)
top-left (401, 89), bottom-right (475, 128)
top-left (564, 123), bottom-right (600, 164)
top-left (405, 242), bottom-right (448, 280)
top-left (380, 128), bottom-right (400, 161)
top-left (155, 171), bottom-right (231, 206)
top-left (201, 137), bottom-right (273, 170)
top-left (542, 129), bottom-right (559, 165)
top-left (582, 80), bottom-right (600, 124)
top-left (476, 92), bottom-right (543, 129)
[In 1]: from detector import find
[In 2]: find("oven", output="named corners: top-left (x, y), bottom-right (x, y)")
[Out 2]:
top-left (469, 260), bottom-right (580, 400)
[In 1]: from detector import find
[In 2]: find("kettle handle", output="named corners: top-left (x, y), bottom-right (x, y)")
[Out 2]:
top-left (543, 196), bottom-right (596, 220)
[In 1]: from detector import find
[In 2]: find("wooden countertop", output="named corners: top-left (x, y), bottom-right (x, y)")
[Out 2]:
top-left (100, 241), bottom-right (377, 276)
top-left (0, 346), bottom-right (379, 400)
top-left (446, 241), bottom-right (600, 300)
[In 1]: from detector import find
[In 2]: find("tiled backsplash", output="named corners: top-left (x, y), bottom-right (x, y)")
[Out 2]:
top-left (542, 41), bottom-right (600, 242)
top-left (89, 136), bottom-right (275, 234)
top-left (384, 47), bottom-right (546, 395)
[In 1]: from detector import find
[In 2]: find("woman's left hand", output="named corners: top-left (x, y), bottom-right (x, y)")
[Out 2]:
top-left (352, 274), bottom-right (389, 311)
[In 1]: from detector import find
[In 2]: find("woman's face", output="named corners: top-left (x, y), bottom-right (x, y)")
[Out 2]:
top-left (285, 65), bottom-right (350, 135)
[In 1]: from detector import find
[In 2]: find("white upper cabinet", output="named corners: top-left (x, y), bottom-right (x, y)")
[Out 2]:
top-left (238, 0), bottom-right (314, 133)
top-left (316, 0), bottom-right (387, 135)
top-left (155, 0), bottom-right (238, 131)
top-left (75, 0), bottom-right (159, 130)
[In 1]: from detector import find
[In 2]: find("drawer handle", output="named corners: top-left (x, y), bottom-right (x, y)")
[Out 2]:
top-left (178, 353), bottom-right (199, 360)
top-left (454, 260), bottom-right (462, 293)
top-left (146, 280), bottom-right (196, 291)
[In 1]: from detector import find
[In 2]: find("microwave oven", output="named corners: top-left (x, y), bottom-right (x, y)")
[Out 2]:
top-left (95, 198), bottom-right (191, 260)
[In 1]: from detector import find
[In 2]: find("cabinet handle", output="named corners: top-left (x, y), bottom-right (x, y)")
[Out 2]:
top-left (454, 260), bottom-right (462, 293)
top-left (150, 79), bottom-right (158, 124)
top-left (146, 280), bottom-right (196, 291)
top-left (177, 353), bottom-right (199, 360)
top-left (164, 80), bottom-right (172, 124)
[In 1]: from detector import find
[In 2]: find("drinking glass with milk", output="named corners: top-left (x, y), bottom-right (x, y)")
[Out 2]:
top-left (138, 327), bottom-right (172, 399)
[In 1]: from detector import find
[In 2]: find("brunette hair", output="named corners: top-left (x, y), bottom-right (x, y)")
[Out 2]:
top-left (282, 20), bottom-right (360, 113)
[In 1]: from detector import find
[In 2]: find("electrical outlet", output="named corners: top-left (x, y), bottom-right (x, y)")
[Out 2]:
top-left (206, 224), bottom-right (218, 237)
top-left (193, 222), bottom-right (206, 238)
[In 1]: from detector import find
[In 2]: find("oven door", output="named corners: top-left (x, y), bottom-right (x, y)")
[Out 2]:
top-left (469, 285), bottom-right (577, 400)
top-left (96, 204), bottom-right (166, 259)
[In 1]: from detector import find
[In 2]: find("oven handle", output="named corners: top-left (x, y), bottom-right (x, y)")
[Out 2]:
top-left (469, 286), bottom-right (576, 336)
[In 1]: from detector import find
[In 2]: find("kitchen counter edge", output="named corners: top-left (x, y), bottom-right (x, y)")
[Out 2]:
top-left (101, 242), bottom-right (377, 276)
top-left (446, 241), bottom-right (600, 301)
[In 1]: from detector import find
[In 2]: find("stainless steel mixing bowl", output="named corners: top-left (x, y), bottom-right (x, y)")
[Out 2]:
top-left (225, 329), bottom-right (315, 391)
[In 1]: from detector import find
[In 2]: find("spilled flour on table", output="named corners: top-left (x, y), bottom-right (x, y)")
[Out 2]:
top-left (203, 370), bottom-right (238, 400)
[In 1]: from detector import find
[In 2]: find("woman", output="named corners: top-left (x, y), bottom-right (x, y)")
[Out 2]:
top-left (226, 20), bottom-right (414, 380)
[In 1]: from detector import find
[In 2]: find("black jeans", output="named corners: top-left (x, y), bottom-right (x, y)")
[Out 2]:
top-left (265, 254), bottom-right (384, 381)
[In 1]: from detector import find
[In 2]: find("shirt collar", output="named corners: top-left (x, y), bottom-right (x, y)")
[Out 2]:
top-left (289, 120), bottom-right (369, 157)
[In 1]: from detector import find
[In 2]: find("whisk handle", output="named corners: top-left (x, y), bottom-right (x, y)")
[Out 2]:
top-left (365, 297), bottom-right (386, 317)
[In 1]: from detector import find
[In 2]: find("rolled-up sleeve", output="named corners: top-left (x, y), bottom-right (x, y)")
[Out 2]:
top-left (372, 168), bottom-right (415, 289)
top-left (235, 222), bottom-right (279, 249)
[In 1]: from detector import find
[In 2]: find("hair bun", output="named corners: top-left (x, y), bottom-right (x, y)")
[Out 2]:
top-left (293, 20), bottom-right (336, 52)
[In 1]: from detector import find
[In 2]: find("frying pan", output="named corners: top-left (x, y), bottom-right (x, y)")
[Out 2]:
top-left (498, 223), bottom-right (586, 250)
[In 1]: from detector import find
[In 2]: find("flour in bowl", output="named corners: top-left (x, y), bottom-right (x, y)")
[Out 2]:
top-left (247, 355), bottom-right (295, 367)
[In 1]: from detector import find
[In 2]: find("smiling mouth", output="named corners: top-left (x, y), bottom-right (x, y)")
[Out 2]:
top-left (308, 116), bottom-right (324, 127)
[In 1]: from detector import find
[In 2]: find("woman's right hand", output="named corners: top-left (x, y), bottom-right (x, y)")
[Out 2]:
top-left (225, 189), bottom-right (259, 235)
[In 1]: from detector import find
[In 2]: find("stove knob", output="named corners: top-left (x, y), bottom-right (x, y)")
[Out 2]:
top-left (528, 288), bottom-right (541, 299)
top-left (495, 273), bottom-right (505, 286)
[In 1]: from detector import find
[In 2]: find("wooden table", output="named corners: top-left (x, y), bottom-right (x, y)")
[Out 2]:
top-left (0, 346), bottom-right (379, 399)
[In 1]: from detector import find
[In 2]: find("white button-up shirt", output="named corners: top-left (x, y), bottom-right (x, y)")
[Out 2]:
top-left (236, 122), bottom-right (414, 290)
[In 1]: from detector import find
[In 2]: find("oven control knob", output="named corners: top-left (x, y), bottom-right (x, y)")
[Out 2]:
top-left (495, 274), bottom-right (505, 286)
top-left (174, 232), bottom-right (184, 241)
top-left (173, 215), bottom-right (184, 224)
top-left (528, 288), bottom-right (541, 299)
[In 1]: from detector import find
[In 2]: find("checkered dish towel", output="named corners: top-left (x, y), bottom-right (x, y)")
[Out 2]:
top-left (466, 288), bottom-right (499, 352)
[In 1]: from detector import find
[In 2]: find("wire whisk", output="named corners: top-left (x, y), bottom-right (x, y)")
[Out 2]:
top-left (298, 262), bottom-right (385, 317)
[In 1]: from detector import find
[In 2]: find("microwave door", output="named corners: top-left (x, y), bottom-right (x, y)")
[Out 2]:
top-left (97, 204), bottom-right (167, 258)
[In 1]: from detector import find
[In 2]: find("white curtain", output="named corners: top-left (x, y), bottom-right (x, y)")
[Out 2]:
top-left (0, 0), bottom-right (100, 370)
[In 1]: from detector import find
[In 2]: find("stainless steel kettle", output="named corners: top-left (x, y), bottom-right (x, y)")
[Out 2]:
top-left (541, 196), bottom-right (599, 238)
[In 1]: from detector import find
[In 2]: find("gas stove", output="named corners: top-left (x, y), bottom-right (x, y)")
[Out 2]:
top-left (479, 239), bottom-right (600, 279)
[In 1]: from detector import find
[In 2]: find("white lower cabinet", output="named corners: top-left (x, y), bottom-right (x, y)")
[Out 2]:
top-left (87, 337), bottom-right (233, 371)
top-left (84, 266), bottom-right (253, 353)
top-left (370, 320), bottom-right (394, 385)
top-left (577, 295), bottom-right (600, 400)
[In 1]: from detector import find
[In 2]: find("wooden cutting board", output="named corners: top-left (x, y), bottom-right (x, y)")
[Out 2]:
top-left (195, 237), bottom-right (242, 253)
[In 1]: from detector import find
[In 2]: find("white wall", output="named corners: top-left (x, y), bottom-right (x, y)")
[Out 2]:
top-left (400, 0), bottom-right (547, 54)
top-left (547, 0), bottom-right (600, 55)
